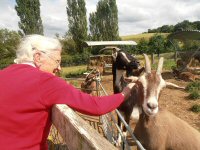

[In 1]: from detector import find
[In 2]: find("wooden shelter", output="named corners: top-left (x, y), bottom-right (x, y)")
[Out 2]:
top-left (84, 41), bottom-right (137, 74)
top-left (168, 30), bottom-right (200, 74)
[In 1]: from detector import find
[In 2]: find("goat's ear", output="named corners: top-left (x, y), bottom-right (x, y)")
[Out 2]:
top-left (143, 54), bottom-right (151, 73)
top-left (124, 76), bottom-right (138, 83)
top-left (165, 82), bottom-right (185, 90)
top-left (157, 57), bottom-right (164, 74)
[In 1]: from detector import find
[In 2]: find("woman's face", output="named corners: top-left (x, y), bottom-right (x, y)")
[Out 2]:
top-left (35, 50), bottom-right (62, 75)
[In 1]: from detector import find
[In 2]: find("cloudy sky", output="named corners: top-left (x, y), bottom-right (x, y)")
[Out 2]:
top-left (0, 0), bottom-right (200, 37)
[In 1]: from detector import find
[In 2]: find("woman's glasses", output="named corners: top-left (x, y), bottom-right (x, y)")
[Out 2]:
top-left (40, 51), bottom-right (61, 68)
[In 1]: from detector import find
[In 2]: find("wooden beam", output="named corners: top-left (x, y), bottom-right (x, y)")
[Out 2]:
top-left (52, 104), bottom-right (117, 150)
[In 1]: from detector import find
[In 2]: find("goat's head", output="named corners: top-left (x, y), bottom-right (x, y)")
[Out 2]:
top-left (126, 54), bottom-right (185, 117)
top-left (137, 54), bottom-right (165, 116)
top-left (113, 48), bottom-right (141, 76)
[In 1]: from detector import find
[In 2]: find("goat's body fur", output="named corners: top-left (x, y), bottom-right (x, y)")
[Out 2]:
top-left (134, 109), bottom-right (200, 150)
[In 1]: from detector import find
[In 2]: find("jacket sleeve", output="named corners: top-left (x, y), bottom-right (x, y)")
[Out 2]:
top-left (39, 74), bottom-right (124, 116)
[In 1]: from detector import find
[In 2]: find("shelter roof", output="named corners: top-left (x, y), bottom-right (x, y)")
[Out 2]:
top-left (168, 30), bottom-right (200, 41)
top-left (84, 41), bottom-right (137, 47)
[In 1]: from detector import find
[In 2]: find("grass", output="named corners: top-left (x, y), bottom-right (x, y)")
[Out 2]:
top-left (60, 65), bottom-right (87, 78)
top-left (135, 53), bottom-right (176, 71)
top-left (121, 33), bottom-right (169, 42)
top-left (190, 104), bottom-right (200, 113)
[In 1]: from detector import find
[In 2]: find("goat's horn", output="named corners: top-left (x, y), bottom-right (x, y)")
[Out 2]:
top-left (99, 47), bottom-right (120, 53)
top-left (157, 57), bottom-right (164, 74)
top-left (124, 76), bottom-right (138, 83)
top-left (165, 82), bottom-right (185, 89)
top-left (115, 48), bottom-right (121, 51)
top-left (143, 54), bottom-right (151, 73)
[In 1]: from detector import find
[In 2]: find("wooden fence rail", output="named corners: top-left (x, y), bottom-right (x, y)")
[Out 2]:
top-left (52, 104), bottom-right (117, 150)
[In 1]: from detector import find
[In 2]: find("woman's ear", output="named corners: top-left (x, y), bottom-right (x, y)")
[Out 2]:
top-left (33, 52), bottom-right (41, 67)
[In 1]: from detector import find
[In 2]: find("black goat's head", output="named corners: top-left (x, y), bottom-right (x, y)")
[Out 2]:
top-left (114, 49), bottom-right (141, 76)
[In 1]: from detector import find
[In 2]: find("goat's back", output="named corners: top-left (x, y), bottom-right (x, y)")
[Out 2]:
top-left (134, 109), bottom-right (200, 150)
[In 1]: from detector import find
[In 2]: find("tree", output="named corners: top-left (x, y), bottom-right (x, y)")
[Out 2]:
top-left (160, 25), bottom-right (174, 33)
top-left (173, 20), bottom-right (194, 32)
top-left (66, 0), bottom-right (88, 53)
top-left (89, 12), bottom-right (100, 41)
top-left (193, 21), bottom-right (200, 30)
top-left (0, 29), bottom-right (21, 69)
top-left (89, 0), bottom-right (120, 41)
top-left (15, 0), bottom-right (43, 35)
top-left (136, 38), bottom-right (149, 54)
top-left (148, 34), bottom-right (165, 57)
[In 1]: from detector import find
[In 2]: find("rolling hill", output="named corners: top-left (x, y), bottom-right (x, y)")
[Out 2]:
top-left (121, 33), bottom-right (170, 42)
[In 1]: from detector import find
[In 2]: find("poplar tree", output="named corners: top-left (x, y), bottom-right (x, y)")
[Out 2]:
top-left (89, 0), bottom-right (120, 41)
top-left (89, 12), bottom-right (100, 41)
top-left (15, 0), bottom-right (43, 35)
top-left (66, 0), bottom-right (87, 53)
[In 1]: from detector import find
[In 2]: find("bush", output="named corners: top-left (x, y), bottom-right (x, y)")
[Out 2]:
top-left (190, 104), bottom-right (200, 113)
top-left (188, 91), bottom-right (200, 100)
top-left (186, 81), bottom-right (200, 92)
top-left (186, 81), bottom-right (200, 100)
top-left (61, 51), bottom-right (90, 67)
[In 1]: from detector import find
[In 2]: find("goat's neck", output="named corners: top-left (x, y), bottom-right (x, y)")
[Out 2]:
top-left (138, 112), bottom-right (157, 128)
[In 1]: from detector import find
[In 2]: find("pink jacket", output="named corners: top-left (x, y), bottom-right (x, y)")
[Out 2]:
top-left (0, 64), bottom-right (124, 150)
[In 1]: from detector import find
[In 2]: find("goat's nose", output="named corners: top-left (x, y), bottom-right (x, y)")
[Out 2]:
top-left (147, 102), bottom-right (158, 110)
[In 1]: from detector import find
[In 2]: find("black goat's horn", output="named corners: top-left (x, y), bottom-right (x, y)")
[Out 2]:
top-left (99, 47), bottom-right (121, 53)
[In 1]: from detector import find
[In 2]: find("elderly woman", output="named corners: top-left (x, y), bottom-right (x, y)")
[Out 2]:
top-left (0, 34), bottom-right (135, 150)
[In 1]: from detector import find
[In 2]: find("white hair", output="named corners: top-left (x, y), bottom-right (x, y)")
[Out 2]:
top-left (14, 34), bottom-right (62, 64)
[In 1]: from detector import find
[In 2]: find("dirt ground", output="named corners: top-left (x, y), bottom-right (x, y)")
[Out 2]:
top-left (99, 71), bottom-right (200, 132)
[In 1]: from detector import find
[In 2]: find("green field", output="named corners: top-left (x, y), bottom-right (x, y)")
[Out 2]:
top-left (60, 65), bottom-right (87, 78)
top-left (121, 33), bottom-right (169, 42)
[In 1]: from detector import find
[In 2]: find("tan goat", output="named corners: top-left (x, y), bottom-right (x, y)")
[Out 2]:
top-left (127, 54), bottom-right (200, 150)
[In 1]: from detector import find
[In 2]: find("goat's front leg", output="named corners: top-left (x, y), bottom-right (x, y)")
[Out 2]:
top-left (122, 114), bottom-right (131, 139)
top-left (122, 114), bottom-right (131, 149)
top-left (117, 112), bottom-right (131, 148)
top-left (116, 114), bottom-right (123, 146)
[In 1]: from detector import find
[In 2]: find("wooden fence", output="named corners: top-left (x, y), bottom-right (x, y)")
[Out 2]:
top-left (52, 104), bottom-right (117, 150)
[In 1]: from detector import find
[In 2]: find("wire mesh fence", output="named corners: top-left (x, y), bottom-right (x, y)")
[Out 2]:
top-left (48, 125), bottom-right (68, 150)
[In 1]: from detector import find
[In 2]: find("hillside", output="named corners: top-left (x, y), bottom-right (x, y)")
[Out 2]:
top-left (121, 33), bottom-right (169, 42)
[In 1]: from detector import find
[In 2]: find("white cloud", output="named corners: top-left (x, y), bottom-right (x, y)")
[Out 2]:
top-left (0, 0), bottom-right (200, 37)
top-left (116, 0), bottom-right (200, 35)
top-left (0, 0), bottom-right (19, 30)
top-left (40, 0), bottom-right (68, 37)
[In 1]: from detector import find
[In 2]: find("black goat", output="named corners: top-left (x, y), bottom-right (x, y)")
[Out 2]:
top-left (112, 48), bottom-right (143, 93)
top-left (110, 48), bottom-right (144, 145)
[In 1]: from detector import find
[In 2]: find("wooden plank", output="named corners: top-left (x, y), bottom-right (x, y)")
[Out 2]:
top-left (52, 104), bottom-right (117, 150)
